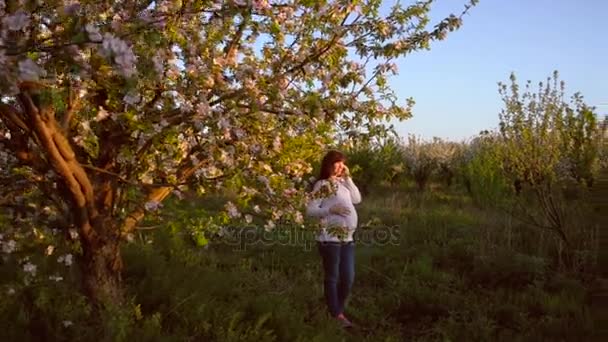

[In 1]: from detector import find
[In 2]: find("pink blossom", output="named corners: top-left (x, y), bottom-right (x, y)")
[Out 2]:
top-left (294, 211), bottom-right (304, 224)
top-left (111, 13), bottom-right (122, 31)
top-left (253, 0), bottom-right (271, 11)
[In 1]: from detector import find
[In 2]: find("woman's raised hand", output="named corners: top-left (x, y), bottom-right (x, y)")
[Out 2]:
top-left (341, 164), bottom-right (350, 177)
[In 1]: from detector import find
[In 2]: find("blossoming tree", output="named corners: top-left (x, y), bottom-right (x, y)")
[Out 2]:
top-left (0, 0), bottom-right (477, 305)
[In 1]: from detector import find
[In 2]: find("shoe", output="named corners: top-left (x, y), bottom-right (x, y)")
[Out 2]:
top-left (336, 313), bottom-right (353, 328)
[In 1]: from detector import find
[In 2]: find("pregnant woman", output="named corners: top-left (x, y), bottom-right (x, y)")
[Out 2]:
top-left (306, 150), bottom-right (362, 328)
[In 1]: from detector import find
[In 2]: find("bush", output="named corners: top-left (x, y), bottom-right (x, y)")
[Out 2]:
top-left (457, 132), bottom-right (514, 207)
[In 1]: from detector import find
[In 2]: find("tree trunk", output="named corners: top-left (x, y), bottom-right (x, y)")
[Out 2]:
top-left (79, 219), bottom-right (124, 306)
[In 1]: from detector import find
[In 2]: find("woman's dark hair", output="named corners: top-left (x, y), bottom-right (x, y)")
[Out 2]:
top-left (318, 150), bottom-right (346, 180)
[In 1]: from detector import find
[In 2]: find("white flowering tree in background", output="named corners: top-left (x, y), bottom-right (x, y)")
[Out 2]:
top-left (0, 0), bottom-right (477, 305)
top-left (428, 137), bottom-right (460, 186)
top-left (402, 135), bottom-right (457, 191)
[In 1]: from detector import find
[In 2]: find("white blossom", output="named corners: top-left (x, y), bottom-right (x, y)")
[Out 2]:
top-left (294, 211), bottom-right (304, 224)
top-left (138, 9), bottom-right (154, 23)
top-left (218, 117), bottom-right (231, 130)
top-left (49, 275), bottom-right (63, 282)
top-left (45, 245), bottom-right (55, 256)
top-left (200, 165), bottom-right (223, 179)
top-left (140, 173), bottom-right (153, 184)
top-left (58, 254), bottom-right (73, 266)
top-left (101, 33), bottom-right (137, 77)
top-left (225, 201), bottom-right (241, 218)
top-left (18, 59), bottom-right (46, 81)
top-left (85, 23), bottom-right (102, 42)
top-left (23, 262), bottom-right (37, 276)
top-left (72, 135), bottom-right (85, 147)
top-left (123, 92), bottom-right (140, 105)
top-left (264, 220), bottom-right (275, 231)
top-left (144, 200), bottom-right (162, 212)
top-left (95, 107), bottom-right (110, 122)
top-left (152, 53), bottom-right (164, 75)
top-left (245, 214), bottom-right (253, 224)
top-left (172, 189), bottom-right (184, 200)
top-left (2, 239), bottom-right (16, 254)
top-left (7, 288), bottom-right (15, 295)
top-left (63, 320), bottom-right (73, 327)
top-left (63, 2), bottom-right (81, 15)
top-left (2, 10), bottom-right (30, 31)
top-left (64, 254), bottom-right (73, 266)
top-left (69, 229), bottom-right (79, 240)
top-left (273, 136), bottom-right (282, 151)
top-left (125, 233), bottom-right (135, 243)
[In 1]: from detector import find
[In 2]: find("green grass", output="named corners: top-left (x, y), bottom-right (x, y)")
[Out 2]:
top-left (0, 185), bottom-right (598, 341)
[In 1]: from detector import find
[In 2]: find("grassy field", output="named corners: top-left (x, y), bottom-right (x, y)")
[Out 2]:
top-left (1, 182), bottom-right (600, 341)
top-left (105, 184), bottom-right (596, 341)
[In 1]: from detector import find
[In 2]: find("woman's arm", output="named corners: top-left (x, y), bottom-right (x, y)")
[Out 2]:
top-left (342, 177), bottom-right (362, 204)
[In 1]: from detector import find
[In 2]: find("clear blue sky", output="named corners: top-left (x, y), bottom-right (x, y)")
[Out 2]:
top-left (386, 0), bottom-right (608, 141)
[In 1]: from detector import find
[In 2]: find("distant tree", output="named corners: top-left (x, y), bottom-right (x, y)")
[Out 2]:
top-left (497, 71), bottom-right (601, 247)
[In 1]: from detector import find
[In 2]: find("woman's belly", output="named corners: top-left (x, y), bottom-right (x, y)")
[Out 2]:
top-left (325, 208), bottom-right (357, 230)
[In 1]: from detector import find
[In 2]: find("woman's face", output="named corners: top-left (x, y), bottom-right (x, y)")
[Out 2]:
top-left (331, 161), bottom-right (346, 177)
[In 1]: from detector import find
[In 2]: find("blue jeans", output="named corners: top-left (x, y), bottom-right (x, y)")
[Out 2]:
top-left (317, 241), bottom-right (355, 317)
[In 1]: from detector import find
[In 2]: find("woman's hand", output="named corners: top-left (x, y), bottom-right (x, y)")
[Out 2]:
top-left (341, 164), bottom-right (350, 178)
top-left (329, 204), bottom-right (351, 216)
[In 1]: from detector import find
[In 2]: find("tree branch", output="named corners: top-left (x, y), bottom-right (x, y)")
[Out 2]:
top-left (0, 102), bottom-right (30, 133)
top-left (120, 159), bottom-right (208, 235)
top-left (61, 82), bottom-right (80, 133)
top-left (82, 163), bottom-right (221, 189)
top-left (224, 9), bottom-right (250, 60)
top-left (18, 91), bottom-right (98, 240)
